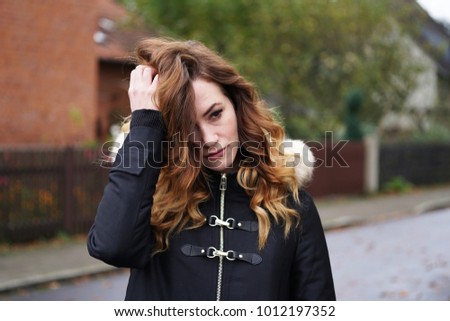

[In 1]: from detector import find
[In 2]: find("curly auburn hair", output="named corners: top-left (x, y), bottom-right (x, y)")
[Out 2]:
top-left (126, 37), bottom-right (302, 253)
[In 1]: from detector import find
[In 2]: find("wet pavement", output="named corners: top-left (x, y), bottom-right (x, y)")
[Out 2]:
top-left (327, 207), bottom-right (450, 300)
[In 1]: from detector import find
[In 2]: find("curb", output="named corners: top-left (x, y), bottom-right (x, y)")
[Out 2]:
top-left (0, 264), bottom-right (118, 294)
top-left (412, 197), bottom-right (450, 216)
top-left (322, 198), bottom-right (450, 231)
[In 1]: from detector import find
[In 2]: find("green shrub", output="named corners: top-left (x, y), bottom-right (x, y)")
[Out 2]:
top-left (382, 176), bottom-right (413, 193)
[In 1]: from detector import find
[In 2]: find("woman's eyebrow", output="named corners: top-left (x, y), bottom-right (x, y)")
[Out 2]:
top-left (202, 102), bottom-right (220, 117)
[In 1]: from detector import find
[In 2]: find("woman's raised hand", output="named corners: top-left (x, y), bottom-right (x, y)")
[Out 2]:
top-left (128, 65), bottom-right (159, 112)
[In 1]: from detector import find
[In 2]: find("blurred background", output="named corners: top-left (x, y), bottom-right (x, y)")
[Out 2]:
top-left (0, 0), bottom-right (449, 300)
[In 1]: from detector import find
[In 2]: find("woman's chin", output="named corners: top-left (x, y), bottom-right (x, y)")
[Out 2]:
top-left (203, 160), bottom-right (234, 173)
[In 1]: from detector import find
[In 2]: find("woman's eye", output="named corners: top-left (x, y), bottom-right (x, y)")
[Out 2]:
top-left (210, 109), bottom-right (223, 119)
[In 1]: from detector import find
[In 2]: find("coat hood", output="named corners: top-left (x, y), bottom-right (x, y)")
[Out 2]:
top-left (281, 139), bottom-right (315, 188)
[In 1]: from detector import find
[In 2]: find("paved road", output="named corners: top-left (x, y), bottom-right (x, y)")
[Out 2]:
top-left (327, 207), bottom-right (450, 300)
top-left (1, 208), bottom-right (449, 301)
top-left (0, 269), bottom-right (128, 301)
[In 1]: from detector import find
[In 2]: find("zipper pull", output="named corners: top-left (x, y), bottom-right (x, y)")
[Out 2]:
top-left (220, 173), bottom-right (227, 191)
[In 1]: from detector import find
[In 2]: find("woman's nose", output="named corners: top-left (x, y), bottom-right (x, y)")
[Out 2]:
top-left (199, 126), bottom-right (218, 146)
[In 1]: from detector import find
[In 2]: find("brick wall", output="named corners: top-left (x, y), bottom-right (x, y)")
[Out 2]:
top-left (97, 61), bottom-right (133, 142)
top-left (0, 0), bottom-right (98, 146)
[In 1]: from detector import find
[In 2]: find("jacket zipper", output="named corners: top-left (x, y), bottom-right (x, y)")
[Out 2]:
top-left (216, 173), bottom-right (227, 301)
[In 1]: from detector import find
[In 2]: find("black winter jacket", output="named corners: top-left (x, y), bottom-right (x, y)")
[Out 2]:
top-left (87, 110), bottom-right (336, 301)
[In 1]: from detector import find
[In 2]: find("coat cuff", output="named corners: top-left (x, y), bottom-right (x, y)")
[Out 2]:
top-left (131, 109), bottom-right (164, 130)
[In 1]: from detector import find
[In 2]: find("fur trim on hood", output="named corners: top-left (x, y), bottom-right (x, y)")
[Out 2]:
top-left (108, 131), bottom-right (127, 163)
top-left (281, 139), bottom-right (315, 187)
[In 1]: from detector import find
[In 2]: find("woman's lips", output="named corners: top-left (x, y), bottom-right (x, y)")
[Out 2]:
top-left (205, 147), bottom-right (225, 159)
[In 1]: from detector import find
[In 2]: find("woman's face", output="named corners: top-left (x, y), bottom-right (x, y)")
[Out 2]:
top-left (191, 78), bottom-right (239, 173)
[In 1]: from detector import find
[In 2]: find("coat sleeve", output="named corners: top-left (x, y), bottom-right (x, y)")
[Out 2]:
top-left (290, 191), bottom-right (336, 300)
top-left (87, 109), bottom-right (165, 269)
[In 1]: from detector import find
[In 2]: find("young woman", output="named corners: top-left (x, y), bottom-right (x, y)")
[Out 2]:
top-left (87, 38), bottom-right (335, 301)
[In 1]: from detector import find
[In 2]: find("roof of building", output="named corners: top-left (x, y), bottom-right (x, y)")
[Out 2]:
top-left (397, 0), bottom-right (450, 76)
top-left (95, 0), bottom-right (154, 63)
top-left (420, 20), bottom-right (450, 76)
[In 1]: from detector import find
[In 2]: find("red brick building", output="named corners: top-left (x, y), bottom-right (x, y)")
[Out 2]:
top-left (95, 0), bottom-right (153, 143)
top-left (0, 0), bottom-right (149, 147)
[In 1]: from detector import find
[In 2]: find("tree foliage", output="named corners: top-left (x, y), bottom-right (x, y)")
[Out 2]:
top-left (121, 0), bottom-right (420, 139)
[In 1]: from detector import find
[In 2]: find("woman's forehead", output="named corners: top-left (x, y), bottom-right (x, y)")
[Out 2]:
top-left (192, 79), bottom-right (225, 113)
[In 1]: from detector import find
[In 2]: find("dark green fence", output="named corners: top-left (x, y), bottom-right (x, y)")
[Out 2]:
top-left (379, 142), bottom-right (450, 187)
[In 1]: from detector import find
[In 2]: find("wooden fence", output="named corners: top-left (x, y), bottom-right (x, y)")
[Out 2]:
top-left (0, 147), bottom-right (108, 243)
top-left (1, 141), bottom-right (449, 243)
top-left (307, 141), bottom-right (365, 197)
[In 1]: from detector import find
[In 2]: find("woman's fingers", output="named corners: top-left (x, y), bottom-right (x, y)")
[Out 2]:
top-left (128, 65), bottom-right (159, 112)
top-left (150, 74), bottom-right (160, 108)
top-left (142, 66), bottom-right (152, 84)
top-left (150, 74), bottom-right (159, 90)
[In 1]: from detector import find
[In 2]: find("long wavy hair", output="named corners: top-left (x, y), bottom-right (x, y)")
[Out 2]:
top-left (126, 38), bottom-right (301, 253)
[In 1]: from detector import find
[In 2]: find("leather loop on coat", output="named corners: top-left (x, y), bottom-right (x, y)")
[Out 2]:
top-left (180, 244), bottom-right (262, 265)
top-left (208, 215), bottom-right (258, 232)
